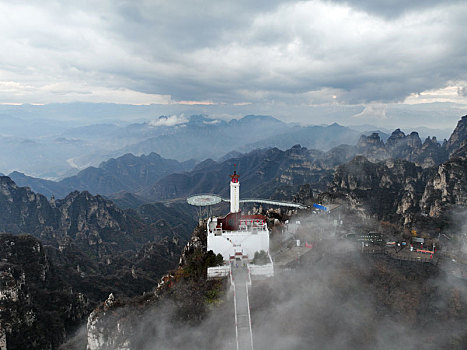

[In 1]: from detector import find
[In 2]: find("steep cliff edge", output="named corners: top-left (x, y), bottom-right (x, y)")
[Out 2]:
top-left (420, 156), bottom-right (467, 219)
top-left (445, 115), bottom-right (467, 157)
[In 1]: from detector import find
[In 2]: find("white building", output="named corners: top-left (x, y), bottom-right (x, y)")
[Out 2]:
top-left (207, 170), bottom-right (270, 262)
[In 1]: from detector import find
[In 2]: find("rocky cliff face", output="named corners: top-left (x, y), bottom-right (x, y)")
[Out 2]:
top-left (420, 157), bottom-right (467, 219)
top-left (0, 234), bottom-right (90, 350)
top-left (329, 156), bottom-right (466, 227)
top-left (356, 132), bottom-right (390, 161)
top-left (329, 156), bottom-right (432, 225)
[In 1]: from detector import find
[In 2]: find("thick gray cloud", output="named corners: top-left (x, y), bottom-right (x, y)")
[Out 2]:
top-left (328, 0), bottom-right (464, 18)
top-left (0, 0), bottom-right (467, 112)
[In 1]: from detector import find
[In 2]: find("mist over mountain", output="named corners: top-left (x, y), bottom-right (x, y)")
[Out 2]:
top-left (116, 115), bottom-right (288, 161)
top-left (80, 204), bottom-right (467, 350)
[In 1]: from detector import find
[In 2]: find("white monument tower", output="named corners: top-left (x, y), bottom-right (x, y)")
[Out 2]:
top-left (230, 169), bottom-right (240, 213)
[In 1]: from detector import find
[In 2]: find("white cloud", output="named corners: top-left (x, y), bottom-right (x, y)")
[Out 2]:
top-left (352, 103), bottom-right (387, 119)
top-left (203, 119), bottom-right (220, 125)
top-left (149, 114), bottom-right (188, 127)
top-left (404, 82), bottom-right (467, 104)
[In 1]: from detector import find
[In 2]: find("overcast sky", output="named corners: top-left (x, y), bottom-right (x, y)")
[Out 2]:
top-left (1, 0), bottom-right (466, 128)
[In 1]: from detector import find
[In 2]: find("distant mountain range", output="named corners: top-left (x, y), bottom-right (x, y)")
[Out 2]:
top-left (10, 117), bottom-right (462, 204)
top-left (142, 120), bottom-right (461, 203)
top-left (3, 110), bottom-right (451, 179)
top-left (239, 122), bottom-right (362, 152)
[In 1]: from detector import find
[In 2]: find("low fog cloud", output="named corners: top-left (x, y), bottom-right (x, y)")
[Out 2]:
top-left (73, 208), bottom-right (466, 350)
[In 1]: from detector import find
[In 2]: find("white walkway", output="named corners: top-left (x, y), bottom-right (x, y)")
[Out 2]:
top-left (232, 266), bottom-right (254, 350)
top-left (223, 198), bottom-right (307, 209)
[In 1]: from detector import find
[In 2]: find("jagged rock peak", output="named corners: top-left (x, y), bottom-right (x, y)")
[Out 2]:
top-left (407, 132), bottom-right (422, 147)
top-left (104, 293), bottom-right (116, 309)
top-left (450, 141), bottom-right (467, 160)
top-left (0, 175), bottom-right (17, 187)
top-left (446, 115), bottom-right (467, 157)
top-left (60, 190), bottom-right (107, 203)
top-left (358, 132), bottom-right (383, 144)
top-left (387, 128), bottom-right (406, 142)
top-left (422, 136), bottom-right (439, 146)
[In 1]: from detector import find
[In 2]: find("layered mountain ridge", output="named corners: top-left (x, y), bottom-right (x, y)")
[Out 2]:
top-left (0, 175), bottom-right (199, 349)
top-left (9, 117), bottom-right (457, 205)
top-left (9, 152), bottom-right (195, 199)
top-left (145, 119), bottom-right (462, 203)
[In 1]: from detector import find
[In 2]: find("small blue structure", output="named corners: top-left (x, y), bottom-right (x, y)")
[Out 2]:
top-left (312, 203), bottom-right (328, 211)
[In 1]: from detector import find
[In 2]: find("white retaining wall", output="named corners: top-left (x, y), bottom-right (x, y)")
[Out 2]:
top-left (207, 265), bottom-right (231, 279)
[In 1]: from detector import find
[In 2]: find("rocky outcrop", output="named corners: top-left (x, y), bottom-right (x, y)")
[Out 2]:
top-left (420, 157), bottom-right (467, 218)
top-left (328, 155), bottom-right (465, 227)
top-left (86, 294), bottom-right (132, 350)
top-left (356, 133), bottom-right (390, 162)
